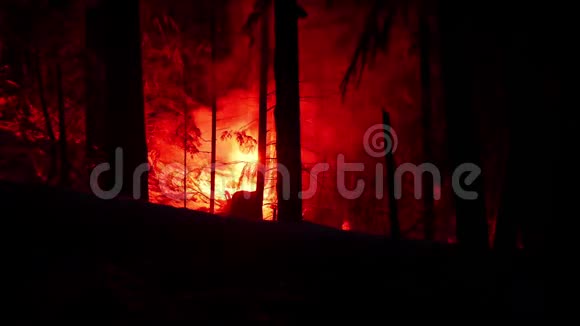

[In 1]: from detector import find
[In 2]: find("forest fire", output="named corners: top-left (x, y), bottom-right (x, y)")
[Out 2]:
top-left (0, 0), bottom-right (558, 322)
top-left (0, 0), bottom-right (446, 236)
top-left (0, 0), bottom-right (555, 250)
top-left (138, 0), bottom-right (281, 219)
top-left (146, 99), bottom-right (278, 219)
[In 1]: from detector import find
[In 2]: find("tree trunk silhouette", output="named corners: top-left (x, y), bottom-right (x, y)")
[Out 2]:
top-left (494, 148), bottom-right (519, 251)
top-left (94, 0), bottom-right (148, 200)
top-left (56, 63), bottom-right (69, 187)
top-left (493, 5), bottom-right (555, 254)
top-left (1, 4), bottom-right (32, 89)
top-left (209, 2), bottom-right (218, 214)
top-left (438, 2), bottom-right (487, 251)
top-left (182, 63), bottom-right (189, 208)
top-left (419, 5), bottom-right (435, 241)
top-left (273, 0), bottom-right (303, 222)
top-left (383, 110), bottom-right (400, 240)
top-left (34, 54), bottom-right (57, 183)
top-left (256, 8), bottom-right (270, 220)
top-left (85, 1), bottom-right (109, 189)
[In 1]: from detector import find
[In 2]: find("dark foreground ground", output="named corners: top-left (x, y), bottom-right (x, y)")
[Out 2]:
top-left (1, 181), bottom-right (543, 323)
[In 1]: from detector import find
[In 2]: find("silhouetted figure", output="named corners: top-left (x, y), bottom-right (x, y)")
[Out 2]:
top-left (224, 190), bottom-right (262, 221)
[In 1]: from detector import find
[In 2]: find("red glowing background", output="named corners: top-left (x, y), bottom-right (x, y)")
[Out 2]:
top-left (0, 0), bottom-right (512, 242)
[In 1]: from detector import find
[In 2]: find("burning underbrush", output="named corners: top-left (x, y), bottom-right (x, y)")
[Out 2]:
top-left (140, 4), bottom-right (278, 217)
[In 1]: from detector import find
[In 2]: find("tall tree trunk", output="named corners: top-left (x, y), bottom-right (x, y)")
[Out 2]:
top-left (85, 5), bottom-right (106, 149)
top-left (383, 110), bottom-right (400, 240)
top-left (494, 148), bottom-right (519, 251)
top-left (56, 63), bottom-right (69, 187)
top-left (273, 0), bottom-right (303, 222)
top-left (209, 2), bottom-right (218, 214)
top-left (85, 1), bottom-right (109, 187)
top-left (438, 2), bottom-right (488, 251)
top-left (256, 8), bottom-right (270, 220)
top-left (419, 5), bottom-right (435, 241)
top-left (1, 4), bottom-right (30, 87)
top-left (98, 0), bottom-right (148, 200)
top-left (35, 54), bottom-right (57, 183)
top-left (183, 68), bottom-right (189, 208)
top-left (493, 3), bottom-right (555, 254)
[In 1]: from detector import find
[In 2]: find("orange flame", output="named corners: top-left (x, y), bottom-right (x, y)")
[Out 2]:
top-left (147, 89), bottom-right (277, 220)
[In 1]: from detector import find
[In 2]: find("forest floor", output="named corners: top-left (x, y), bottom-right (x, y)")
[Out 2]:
top-left (2, 181), bottom-right (543, 323)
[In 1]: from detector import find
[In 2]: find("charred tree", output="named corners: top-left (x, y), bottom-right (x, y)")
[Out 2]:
top-left (0, 3), bottom-right (32, 87)
top-left (90, 0), bottom-right (148, 200)
top-left (418, 5), bottom-right (435, 241)
top-left (85, 1), bottom-right (109, 186)
top-left (494, 149), bottom-right (519, 251)
top-left (183, 70), bottom-right (189, 208)
top-left (256, 8), bottom-right (270, 220)
top-left (383, 110), bottom-right (400, 240)
top-left (34, 54), bottom-right (57, 183)
top-left (0, 15), bottom-right (32, 135)
top-left (56, 63), bottom-right (69, 187)
top-left (273, 0), bottom-right (305, 222)
top-left (209, 2), bottom-right (218, 214)
top-left (493, 3), bottom-right (558, 255)
top-left (438, 2), bottom-right (488, 251)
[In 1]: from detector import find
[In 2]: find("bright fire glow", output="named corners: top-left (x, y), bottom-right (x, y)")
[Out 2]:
top-left (146, 88), bottom-right (277, 220)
